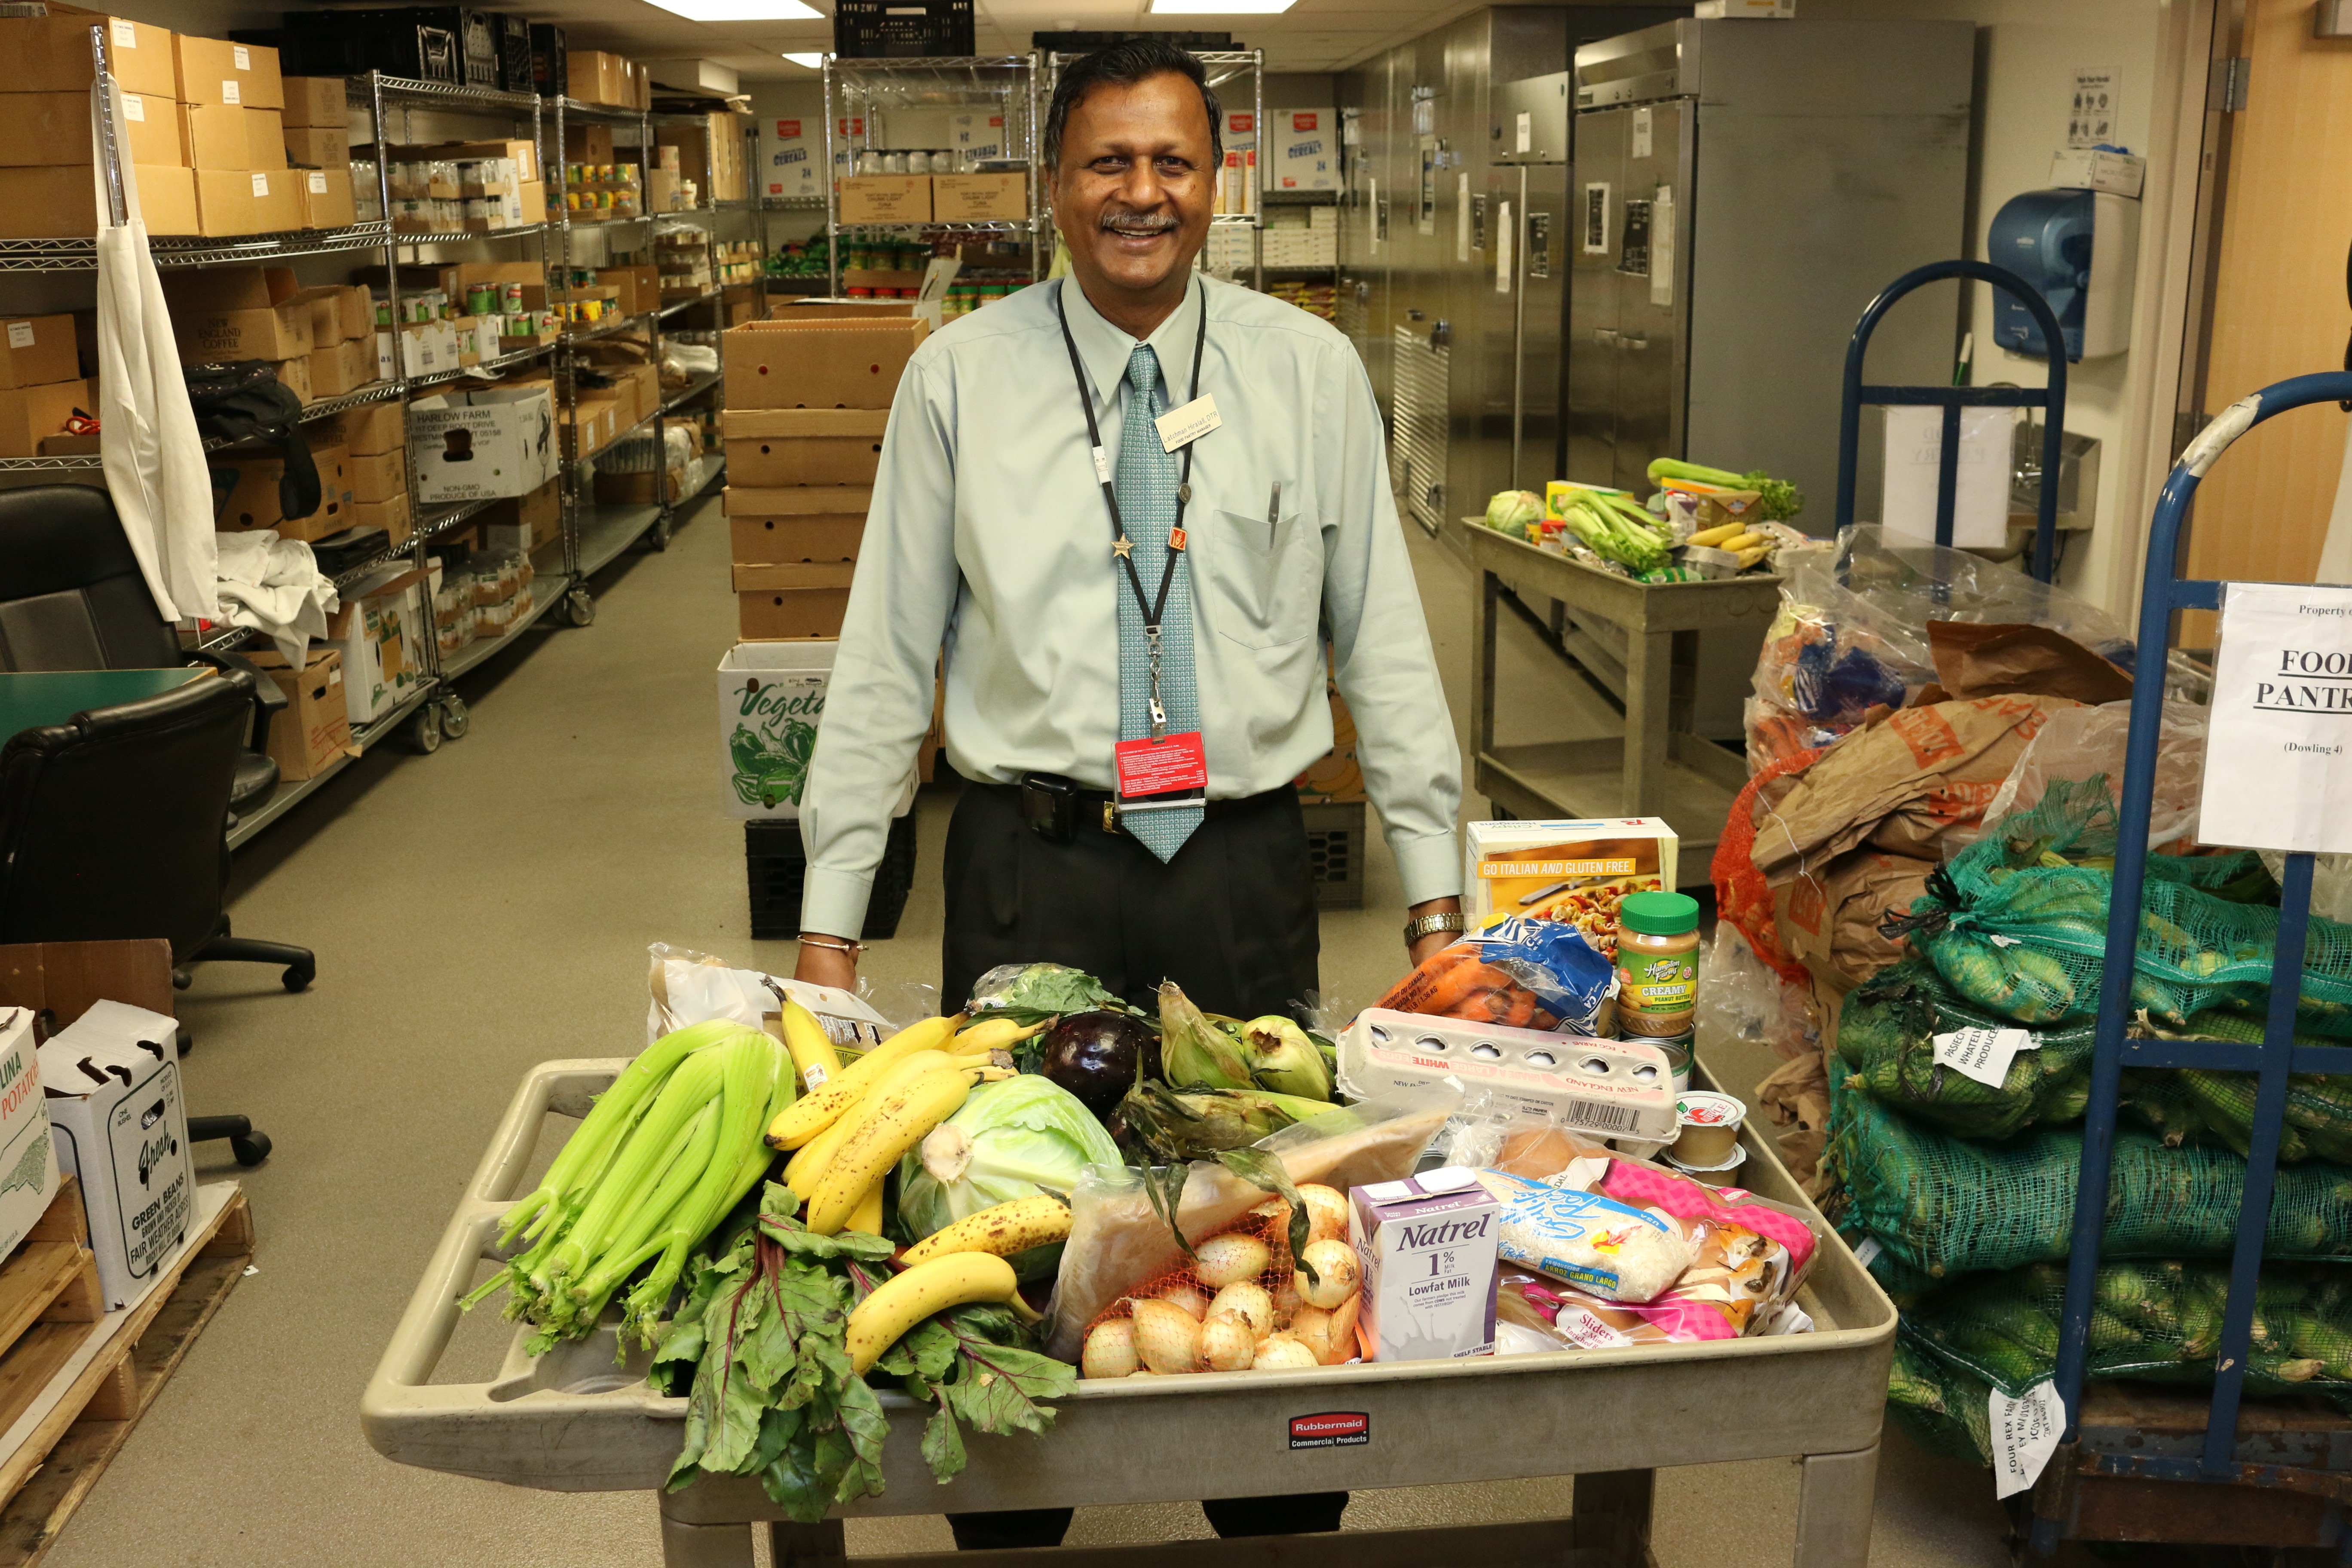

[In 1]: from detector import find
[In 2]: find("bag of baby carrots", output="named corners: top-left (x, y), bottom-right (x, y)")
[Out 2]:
top-left (1374, 916), bottom-right (1617, 1035)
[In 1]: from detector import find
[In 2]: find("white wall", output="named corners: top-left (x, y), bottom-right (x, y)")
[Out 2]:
top-left (1810, 0), bottom-right (2182, 615)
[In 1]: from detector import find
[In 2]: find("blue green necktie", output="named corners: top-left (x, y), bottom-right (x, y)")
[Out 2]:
top-left (1115, 343), bottom-right (1204, 861)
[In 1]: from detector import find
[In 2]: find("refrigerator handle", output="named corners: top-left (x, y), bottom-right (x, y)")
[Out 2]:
top-left (1511, 167), bottom-right (1528, 487)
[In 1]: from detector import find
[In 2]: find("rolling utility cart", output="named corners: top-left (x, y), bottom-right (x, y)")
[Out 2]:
top-left (366, 1057), bottom-right (1895, 1568)
top-left (2023, 370), bottom-right (2352, 1556)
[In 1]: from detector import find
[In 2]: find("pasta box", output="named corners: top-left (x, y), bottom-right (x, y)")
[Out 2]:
top-left (1463, 817), bottom-right (1677, 942)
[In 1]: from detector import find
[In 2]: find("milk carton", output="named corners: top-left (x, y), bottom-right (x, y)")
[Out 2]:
top-left (37, 1000), bottom-right (193, 1309)
top-left (1349, 1167), bottom-right (1502, 1362)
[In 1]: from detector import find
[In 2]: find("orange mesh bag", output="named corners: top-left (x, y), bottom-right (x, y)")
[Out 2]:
top-left (1712, 744), bottom-right (1826, 986)
top-left (1075, 1188), bottom-right (1366, 1377)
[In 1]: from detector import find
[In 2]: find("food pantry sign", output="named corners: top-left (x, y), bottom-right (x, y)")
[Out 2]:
top-left (2202, 582), bottom-right (2352, 853)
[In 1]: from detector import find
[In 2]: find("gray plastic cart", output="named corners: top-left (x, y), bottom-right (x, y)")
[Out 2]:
top-left (364, 1060), bottom-right (1896, 1567)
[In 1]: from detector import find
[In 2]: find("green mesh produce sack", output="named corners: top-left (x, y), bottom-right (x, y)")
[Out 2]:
top-left (1886, 778), bottom-right (2352, 1033)
top-left (1825, 1077), bottom-right (2352, 1280)
top-left (1836, 960), bottom-right (2352, 1162)
top-left (1904, 1259), bottom-right (2352, 1409)
top-left (1886, 1331), bottom-right (1992, 1467)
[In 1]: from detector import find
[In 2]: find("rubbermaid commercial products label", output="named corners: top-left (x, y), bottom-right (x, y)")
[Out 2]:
top-left (2202, 582), bottom-right (2352, 853)
top-left (1288, 1412), bottom-right (1369, 1450)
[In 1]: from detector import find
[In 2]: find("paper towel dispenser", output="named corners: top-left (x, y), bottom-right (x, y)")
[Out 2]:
top-left (1988, 187), bottom-right (2140, 361)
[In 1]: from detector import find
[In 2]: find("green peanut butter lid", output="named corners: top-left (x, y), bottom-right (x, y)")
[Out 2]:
top-left (1620, 890), bottom-right (1700, 936)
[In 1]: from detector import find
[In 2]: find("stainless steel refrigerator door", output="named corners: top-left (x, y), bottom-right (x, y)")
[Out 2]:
top-left (1566, 105), bottom-right (1626, 486)
top-left (1608, 98), bottom-right (1693, 496)
top-left (1517, 162), bottom-right (1569, 487)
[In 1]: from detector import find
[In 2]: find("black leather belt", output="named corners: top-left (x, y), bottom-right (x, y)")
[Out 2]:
top-left (998, 774), bottom-right (1249, 842)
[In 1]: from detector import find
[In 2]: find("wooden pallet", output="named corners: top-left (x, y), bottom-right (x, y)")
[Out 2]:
top-left (0, 1182), bottom-right (251, 1567)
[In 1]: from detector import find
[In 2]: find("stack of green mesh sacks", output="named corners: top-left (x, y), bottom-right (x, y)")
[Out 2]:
top-left (1826, 781), bottom-right (2352, 1465)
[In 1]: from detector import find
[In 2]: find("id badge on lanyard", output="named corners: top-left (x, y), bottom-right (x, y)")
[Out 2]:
top-left (1056, 279), bottom-right (1214, 802)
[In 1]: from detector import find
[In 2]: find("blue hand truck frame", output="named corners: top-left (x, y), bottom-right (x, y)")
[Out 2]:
top-left (1834, 258), bottom-right (2069, 583)
top-left (2034, 370), bottom-right (2352, 1555)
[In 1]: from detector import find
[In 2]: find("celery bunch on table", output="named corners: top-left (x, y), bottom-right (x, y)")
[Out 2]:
top-left (463, 1019), bottom-right (793, 1353)
top-left (1556, 487), bottom-right (1674, 573)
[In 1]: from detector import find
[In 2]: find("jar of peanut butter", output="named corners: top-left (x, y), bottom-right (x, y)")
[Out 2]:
top-left (1614, 891), bottom-right (1700, 1090)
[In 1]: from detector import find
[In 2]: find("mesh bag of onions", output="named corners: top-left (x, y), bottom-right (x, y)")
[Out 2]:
top-left (1081, 1185), bottom-right (1366, 1377)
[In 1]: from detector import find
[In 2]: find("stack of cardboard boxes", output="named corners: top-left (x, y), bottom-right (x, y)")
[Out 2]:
top-left (247, 645), bottom-right (355, 783)
top-left (720, 309), bottom-right (928, 642)
top-left (0, 315), bottom-right (96, 461)
top-left (162, 264), bottom-right (374, 408)
top-left (330, 398), bottom-right (410, 546)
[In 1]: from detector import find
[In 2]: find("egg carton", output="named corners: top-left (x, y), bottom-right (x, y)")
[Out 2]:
top-left (1337, 1008), bottom-right (1678, 1147)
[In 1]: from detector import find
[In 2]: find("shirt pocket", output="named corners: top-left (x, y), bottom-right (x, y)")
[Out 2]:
top-left (1198, 496), bottom-right (1320, 650)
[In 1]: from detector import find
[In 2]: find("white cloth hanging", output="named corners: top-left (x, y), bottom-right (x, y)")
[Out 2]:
top-left (211, 530), bottom-right (337, 668)
top-left (2316, 413), bottom-right (2352, 588)
top-left (90, 77), bottom-right (214, 622)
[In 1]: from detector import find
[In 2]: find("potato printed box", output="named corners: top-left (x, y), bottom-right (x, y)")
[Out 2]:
top-left (1349, 1167), bottom-right (1501, 1363)
top-left (36, 999), bottom-right (191, 1310)
top-left (0, 1008), bottom-right (57, 1270)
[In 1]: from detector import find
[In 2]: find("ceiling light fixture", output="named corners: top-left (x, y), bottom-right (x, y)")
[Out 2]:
top-left (1148, 0), bottom-right (1295, 12)
top-left (649, 0), bottom-right (822, 20)
top-left (781, 50), bottom-right (827, 67)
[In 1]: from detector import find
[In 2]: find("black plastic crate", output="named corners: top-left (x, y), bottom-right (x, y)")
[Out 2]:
top-left (279, 12), bottom-right (462, 82)
top-left (747, 813), bottom-right (918, 942)
top-left (834, 0), bottom-right (974, 59)
top-left (389, 6), bottom-right (500, 88)
top-left (529, 22), bottom-right (566, 97)
top-left (496, 12), bottom-right (532, 94)
top-left (1032, 30), bottom-right (1234, 51)
top-left (1301, 799), bottom-right (1366, 911)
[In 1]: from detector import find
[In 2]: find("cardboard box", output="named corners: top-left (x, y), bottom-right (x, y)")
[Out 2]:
top-left (0, 89), bottom-right (184, 169)
top-left (0, 162), bottom-right (193, 238)
top-left (285, 283), bottom-right (364, 346)
top-left (596, 264), bottom-right (661, 318)
top-left (269, 352), bottom-right (312, 405)
top-left (297, 165), bottom-right (355, 230)
top-left (346, 447), bottom-right (406, 505)
top-left (282, 123), bottom-right (348, 169)
top-left (304, 335), bottom-right (375, 400)
top-left (593, 467), bottom-right (685, 506)
top-left (407, 382), bottom-right (557, 503)
top-left (728, 513), bottom-right (863, 566)
top-left (723, 409), bottom-right (886, 487)
top-left (1268, 108), bottom-right (1338, 192)
top-left (332, 398), bottom-right (403, 455)
top-left (1461, 817), bottom-right (1678, 934)
top-left (179, 103), bottom-right (270, 171)
top-left (170, 282), bottom-right (310, 362)
top-left (36, 998), bottom-right (186, 1311)
top-left (839, 175), bottom-right (931, 224)
top-left (0, 1007), bottom-right (57, 1281)
top-left (208, 441), bottom-right (349, 539)
top-left (714, 643), bottom-right (917, 819)
top-left (0, 377), bottom-right (95, 459)
top-left (930, 173), bottom-right (1026, 223)
top-left (280, 75), bottom-right (347, 128)
top-left (325, 565), bottom-right (423, 725)
top-left (0, 315), bottom-right (81, 390)
top-left (7, 11), bottom-right (177, 97)
top-left (564, 120), bottom-right (614, 164)
top-left (192, 167), bottom-right (304, 236)
top-left (734, 560), bottom-right (855, 592)
top-left (738, 586), bottom-right (850, 642)
top-left (172, 34), bottom-right (282, 110)
top-left (346, 492), bottom-right (410, 548)
top-left (1349, 1168), bottom-right (1501, 1363)
top-left (722, 317), bottom-right (928, 411)
top-left (568, 50), bottom-right (632, 110)
top-left (478, 476), bottom-right (560, 554)
top-left (435, 137), bottom-right (539, 184)
top-left (724, 485), bottom-right (873, 524)
top-left (250, 647), bottom-right (353, 781)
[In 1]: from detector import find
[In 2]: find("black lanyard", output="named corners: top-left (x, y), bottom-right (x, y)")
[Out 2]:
top-left (1053, 277), bottom-right (1210, 643)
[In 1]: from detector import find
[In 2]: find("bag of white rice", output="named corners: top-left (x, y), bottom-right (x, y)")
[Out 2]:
top-left (1474, 1169), bottom-right (1695, 1303)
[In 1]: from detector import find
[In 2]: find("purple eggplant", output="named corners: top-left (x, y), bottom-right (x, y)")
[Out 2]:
top-left (1037, 1011), bottom-right (1161, 1119)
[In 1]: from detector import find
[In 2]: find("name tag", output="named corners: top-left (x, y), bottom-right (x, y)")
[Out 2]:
top-left (1155, 393), bottom-right (1220, 453)
top-left (1115, 731), bottom-right (1208, 798)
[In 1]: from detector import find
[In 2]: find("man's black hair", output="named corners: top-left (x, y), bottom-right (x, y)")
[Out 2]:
top-left (1042, 39), bottom-right (1223, 175)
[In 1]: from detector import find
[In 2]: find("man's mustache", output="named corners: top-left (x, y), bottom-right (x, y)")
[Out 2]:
top-left (1099, 210), bottom-right (1180, 232)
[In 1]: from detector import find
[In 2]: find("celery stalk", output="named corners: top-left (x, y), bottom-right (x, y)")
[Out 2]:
top-left (539, 1040), bottom-right (735, 1287)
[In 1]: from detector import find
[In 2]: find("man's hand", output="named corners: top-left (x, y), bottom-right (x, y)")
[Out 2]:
top-left (794, 934), bottom-right (860, 992)
top-left (1405, 897), bottom-right (1464, 967)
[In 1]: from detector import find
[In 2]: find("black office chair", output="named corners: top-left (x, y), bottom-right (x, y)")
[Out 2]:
top-left (0, 484), bottom-right (314, 992)
top-left (0, 674), bottom-right (271, 1164)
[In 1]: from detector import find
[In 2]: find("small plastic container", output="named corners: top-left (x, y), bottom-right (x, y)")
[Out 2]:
top-left (1669, 1091), bottom-right (1746, 1167)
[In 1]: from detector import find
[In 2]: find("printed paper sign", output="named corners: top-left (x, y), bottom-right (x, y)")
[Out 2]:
top-left (110, 18), bottom-right (136, 46)
top-left (6, 322), bottom-right (34, 351)
top-left (1650, 189), bottom-right (1675, 308)
top-left (1154, 393), bottom-right (1220, 453)
top-left (2201, 582), bottom-right (2352, 852)
top-left (1991, 1380), bottom-right (2064, 1499)
top-left (1632, 107), bottom-right (1653, 159)
top-left (1583, 183), bottom-right (1611, 254)
top-left (1932, 1026), bottom-right (2035, 1087)
top-left (121, 94), bottom-right (145, 122)
top-left (251, 172), bottom-right (270, 196)
top-left (222, 79), bottom-right (241, 105)
top-left (2069, 68), bottom-right (2118, 149)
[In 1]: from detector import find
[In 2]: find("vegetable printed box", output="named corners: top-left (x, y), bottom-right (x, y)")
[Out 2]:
top-left (716, 643), bottom-right (915, 821)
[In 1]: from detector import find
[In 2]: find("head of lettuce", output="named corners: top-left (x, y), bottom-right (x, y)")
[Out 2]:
top-left (898, 1075), bottom-right (1123, 1279)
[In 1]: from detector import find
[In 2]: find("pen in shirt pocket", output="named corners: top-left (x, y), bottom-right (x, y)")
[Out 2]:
top-left (1266, 480), bottom-right (1282, 550)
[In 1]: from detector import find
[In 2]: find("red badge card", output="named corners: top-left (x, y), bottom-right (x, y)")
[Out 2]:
top-left (1115, 731), bottom-right (1209, 798)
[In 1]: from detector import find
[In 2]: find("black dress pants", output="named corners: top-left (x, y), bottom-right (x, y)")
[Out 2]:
top-left (940, 781), bottom-right (1340, 1547)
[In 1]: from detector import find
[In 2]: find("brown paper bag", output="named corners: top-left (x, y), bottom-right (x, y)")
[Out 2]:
top-left (1927, 620), bottom-right (2135, 705)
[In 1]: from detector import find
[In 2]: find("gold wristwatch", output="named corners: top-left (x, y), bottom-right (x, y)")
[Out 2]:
top-left (1401, 911), bottom-right (1467, 946)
